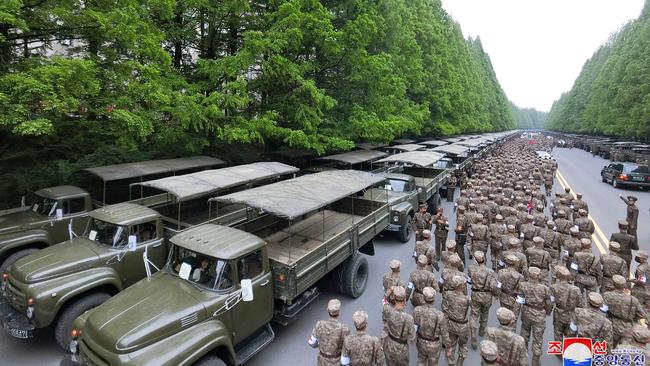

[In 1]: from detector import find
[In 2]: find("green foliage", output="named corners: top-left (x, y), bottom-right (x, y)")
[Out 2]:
top-left (0, 0), bottom-right (514, 205)
top-left (510, 103), bottom-right (547, 129)
top-left (547, 0), bottom-right (650, 140)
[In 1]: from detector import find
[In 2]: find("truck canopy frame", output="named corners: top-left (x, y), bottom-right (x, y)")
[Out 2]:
top-left (317, 150), bottom-right (387, 165)
top-left (376, 151), bottom-right (446, 167)
top-left (430, 143), bottom-right (471, 156)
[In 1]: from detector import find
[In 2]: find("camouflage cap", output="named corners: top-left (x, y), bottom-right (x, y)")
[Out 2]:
top-left (392, 286), bottom-right (407, 301)
top-left (450, 275), bottom-right (465, 289)
top-left (555, 192), bottom-right (562, 196)
top-left (587, 292), bottom-right (603, 307)
top-left (526, 214), bottom-right (534, 221)
top-left (536, 204), bottom-right (544, 210)
top-left (495, 214), bottom-right (504, 221)
top-left (496, 307), bottom-right (516, 324)
top-left (327, 299), bottom-right (341, 315)
top-left (469, 203), bottom-right (476, 209)
top-left (476, 213), bottom-right (484, 221)
top-left (609, 241), bottom-right (621, 252)
top-left (508, 238), bottom-right (521, 247)
top-left (352, 310), bottom-right (368, 329)
top-left (612, 274), bottom-right (627, 288)
top-left (580, 238), bottom-right (592, 249)
top-left (449, 254), bottom-right (461, 266)
top-left (557, 210), bottom-right (566, 217)
top-left (560, 198), bottom-right (567, 203)
top-left (460, 189), bottom-right (467, 195)
top-left (636, 250), bottom-right (649, 260)
top-left (556, 266), bottom-right (570, 279)
top-left (446, 240), bottom-right (457, 249)
top-left (576, 193), bottom-right (583, 198)
top-left (457, 205), bottom-right (466, 211)
top-left (533, 236), bottom-right (544, 245)
top-left (422, 229), bottom-right (431, 238)
top-left (507, 224), bottom-right (516, 231)
top-left (565, 187), bottom-right (571, 192)
top-left (423, 286), bottom-right (436, 302)
top-left (480, 340), bottom-right (498, 361)
top-left (546, 220), bottom-right (555, 227)
top-left (578, 209), bottom-right (587, 215)
top-left (528, 266), bottom-right (541, 279)
top-left (474, 251), bottom-right (485, 262)
top-left (389, 260), bottom-right (401, 270)
top-left (631, 323), bottom-right (650, 343)
top-left (570, 226), bottom-right (579, 234)
top-left (505, 254), bottom-right (519, 265)
top-left (417, 254), bottom-right (428, 266)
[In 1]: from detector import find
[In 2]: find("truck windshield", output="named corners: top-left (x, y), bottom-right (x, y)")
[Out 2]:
top-left (167, 245), bottom-right (233, 291)
top-left (31, 196), bottom-right (58, 216)
top-left (386, 179), bottom-right (407, 192)
top-left (86, 218), bottom-right (128, 248)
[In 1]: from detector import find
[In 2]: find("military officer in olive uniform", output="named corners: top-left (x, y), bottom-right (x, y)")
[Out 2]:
top-left (341, 310), bottom-right (384, 366)
top-left (382, 286), bottom-right (416, 366)
top-left (413, 287), bottom-right (449, 366)
top-left (413, 203), bottom-right (433, 242)
top-left (309, 299), bottom-right (350, 366)
top-left (433, 207), bottom-right (449, 262)
top-left (619, 195), bottom-right (639, 239)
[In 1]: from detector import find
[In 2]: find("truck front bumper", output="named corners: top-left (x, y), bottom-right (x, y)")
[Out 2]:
top-left (0, 293), bottom-right (34, 339)
top-left (59, 354), bottom-right (80, 366)
top-left (385, 224), bottom-right (401, 232)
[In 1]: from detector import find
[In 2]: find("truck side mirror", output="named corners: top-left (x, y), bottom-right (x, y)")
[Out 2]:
top-left (55, 209), bottom-right (63, 221)
top-left (127, 235), bottom-right (137, 252)
top-left (241, 279), bottom-right (254, 302)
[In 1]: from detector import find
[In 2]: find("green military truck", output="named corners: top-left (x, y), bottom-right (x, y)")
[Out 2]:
top-left (374, 151), bottom-right (451, 242)
top-left (0, 157), bottom-right (225, 274)
top-left (430, 143), bottom-right (474, 173)
top-left (61, 170), bottom-right (389, 366)
top-left (0, 162), bottom-right (297, 351)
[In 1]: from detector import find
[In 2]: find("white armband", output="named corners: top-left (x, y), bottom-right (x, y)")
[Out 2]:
top-left (341, 355), bottom-right (351, 365)
top-left (516, 295), bottom-right (526, 304)
top-left (454, 203), bottom-right (458, 207)
top-left (466, 276), bottom-right (472, 284)
top-left (550, 295), bottom-right (555, 303)
top-left (562, 250), bottom-right (568, 257)
top-left (569, 322), bottom-right (577, 332)
top-left (570, 262), bottom-right (578, 271)
top-left (498, 260), bottom-right (505, 267)
top-left (408, 282), bottom-right (414, 290)
top-left (496, 281), bottom-right (502, 289)
top-left (640, 275), bottom-right (647, 284)
top-left (519, 233), bottom-right (524, 238)
top-left (438, 277), bottom-right (444, 284)
top-left (413, 251), bottom-right (418, 258)
top-left (414, 324), bottom-right (419, 333)
top-left (600, 304), bottom-right (608, 313)
top-left (308, 335), bottom-right (318, 347)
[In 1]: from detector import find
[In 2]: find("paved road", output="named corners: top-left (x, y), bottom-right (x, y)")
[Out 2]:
top-left (1, 145), bottom-right (646, 366)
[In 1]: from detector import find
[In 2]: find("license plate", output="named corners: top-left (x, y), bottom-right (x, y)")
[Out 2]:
top-left (632, 176), bottom-right (644, 181)
top-left (7, 326), bottom-right (28, 339)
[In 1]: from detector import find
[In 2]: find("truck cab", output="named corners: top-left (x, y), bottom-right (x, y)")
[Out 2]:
top-left (0, 186), bottom-right (92, 273)
top-left (373, 173), bottom-right (419, 243)
top-left (66, 224), bottom-right (275, 366)
top-left (1, 203), bottom-right (166, 350)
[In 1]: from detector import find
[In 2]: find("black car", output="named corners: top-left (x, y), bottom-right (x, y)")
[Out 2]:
top-left (601, 162), bottom-right (650, 189)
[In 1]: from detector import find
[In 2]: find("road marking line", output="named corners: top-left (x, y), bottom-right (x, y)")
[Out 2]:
top-left (555, 170), bottom-right (608, 254)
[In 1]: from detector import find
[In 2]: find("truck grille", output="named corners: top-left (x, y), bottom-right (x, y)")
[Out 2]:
top-left (6, 279), bottom-right (26, 310)
top-left (79, 340), bottom-right (109, 366)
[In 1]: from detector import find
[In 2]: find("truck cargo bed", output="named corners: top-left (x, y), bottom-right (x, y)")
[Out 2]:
top-left (266, 210), bottom-right (363, 265)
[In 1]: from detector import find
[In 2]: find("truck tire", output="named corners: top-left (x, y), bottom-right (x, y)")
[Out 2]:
top-left (340, 254), bottom-right (368, 298)
top-left (612, 178), bottom-right (619, 188)
top-left (55, 293), bottom-right (111, 352)
top-left (193, 355), bottom-right (227, 366)
top-left (428, 194), bottom-right (441, 212)
top-left (0, 248), bottom-right (40, 275)
top-left (397, 215), bottom-right (412, 243)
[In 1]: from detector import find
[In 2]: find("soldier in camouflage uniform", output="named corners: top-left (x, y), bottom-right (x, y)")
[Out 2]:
top-left (409, 255), bottom-right (439, 307)
top-left (468, 214), bottom-right (490, 255)
top-left (532, 204), bottom-right (546, 229)
top-left (520, 215), bottom-right (537, 250)
top-left (571, 239), bottom-right (602, 298)
top-left (631, 251), bottom-right (650, 316)
top-left (467, 251), bottom-right (496, 349)
top-left (456, 190), bottom-right (470, 213)
top-left (440, 254), bottom-right (466, 295)
top-left (554, 210), bottom-right (573, 240)
top-left (383, 260), bottom-right (410, 305)
top-left (562, 227), bottom-right (582, 267)
top-left (413, 230), bottom-right (433, 265)
top-left (479, 340), bottom-right (499, 366)
top-left (526, 237), bottom-right (551, 283)
top-left (309, 299), bottom-right (350, 366)
top-left (543, 170), bottom-right (553, 197)
top-left (574, 209), bottom-right (594, 239)
top-left (341, 310), bottom-right (384, 366)
top-left (433, 207), bottom-right (449, 262)
top-left (613, 324), bottom-right (650, 363)
top-left (603, 275), bottom-right (647, 348)
top-left (570, 292), bottom-right (612, 346)
top-left (443, 275), bottom-right (471, 366)
top-left (550, 267), bottom-right (582, 342)
top-left (413, 287), bottom-right (449, 366)
top-left (610, 220), bottom-right (638, 276)
top-left (497, 254), bottom-right (524, 312)
top-left (413, 203), bottom-right (433, 241)
top-left (454, 206), bottom-right (469, 266)
top-left (441, 240), bottom-right (465, 272)
top-left (572, 193), bottom-right (588, 215)
top-left (489, 214), bottom-right (507, 270)
top-left (600, 241), bottom-right (628, 293)
top-left (500, 238), bottom-right (527, 275)
top-left (504, 211), bottom-right (520, 233)
top-left (381, 286), bottom-right (416, 366)
top-left (539, 220), bottom-right (562, 266)
top-left (485, 308), bottom-right (528, 366)
top-left (514, 267), bottom-right (551, 366)
top-left (447, 175), bottom-right (457, 202)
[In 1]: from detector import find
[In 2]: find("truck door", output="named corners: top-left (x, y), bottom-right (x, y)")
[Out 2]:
top-left (121, 221), bottom-right (166, 286)
top-left (49, 197), bottom-right (90, 243)
top-left (230, 249), bottom-right (273, 343)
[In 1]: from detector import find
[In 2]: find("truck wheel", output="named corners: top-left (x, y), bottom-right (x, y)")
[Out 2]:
top-left (612, 178), bottom-right (619, 188)
top-left (341, 254), bottom-right (368, 298)
top-left (193, 355), bottom-right (227, 366)
top-left (55, 293), bottom-right (111, 352)
top-left (397, 215), bottom-right (412, 243)
top-left (0, 249), bottom-right (40, 275)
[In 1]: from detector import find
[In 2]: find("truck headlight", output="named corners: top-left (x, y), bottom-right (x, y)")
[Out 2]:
top-left (69, 339), bottom-right (78, 354)
top-left (1, 273), bottom-right (7, 292)
top-left (26, 306), bottom-right (34, 319)
top-left (392, 216), bottom-right (399, 222)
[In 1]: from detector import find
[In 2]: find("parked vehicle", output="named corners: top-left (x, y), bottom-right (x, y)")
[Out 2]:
top-left (601, 162), bottom-right (650, 190)
top-left (61, 170), bottom-right (389, 366)
top-left (0, 162), bottom-right (298, 350)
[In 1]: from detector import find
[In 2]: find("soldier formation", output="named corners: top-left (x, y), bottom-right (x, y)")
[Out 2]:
top-left (310, 136), bottom-right (649, 365)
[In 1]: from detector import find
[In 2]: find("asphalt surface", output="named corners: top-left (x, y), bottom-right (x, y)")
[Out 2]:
top-left (0, 145), bottom-right (647, 366)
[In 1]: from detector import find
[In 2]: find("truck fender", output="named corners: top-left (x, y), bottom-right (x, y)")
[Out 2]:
top-left (0, 229), bottom-right (50, 257)
top-left (391, 201), bottom-right (414, 222)
top-left (126, 320), bottom-right (237, 366)
top-left (35, 267), bottom-right (123, 326)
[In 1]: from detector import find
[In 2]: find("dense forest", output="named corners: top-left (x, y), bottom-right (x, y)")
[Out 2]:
top-left (510, 103), bottom-right (547, 129)
top-left (546, 0), bottom-right (650, 140)
top-left (0, 0), bottom-right (514, 201)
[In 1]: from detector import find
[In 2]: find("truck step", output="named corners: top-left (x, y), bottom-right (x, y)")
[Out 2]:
top-left (273, 287), bottom-right (320, 326)
top-left (235, 323), bottom-right (275, 365)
